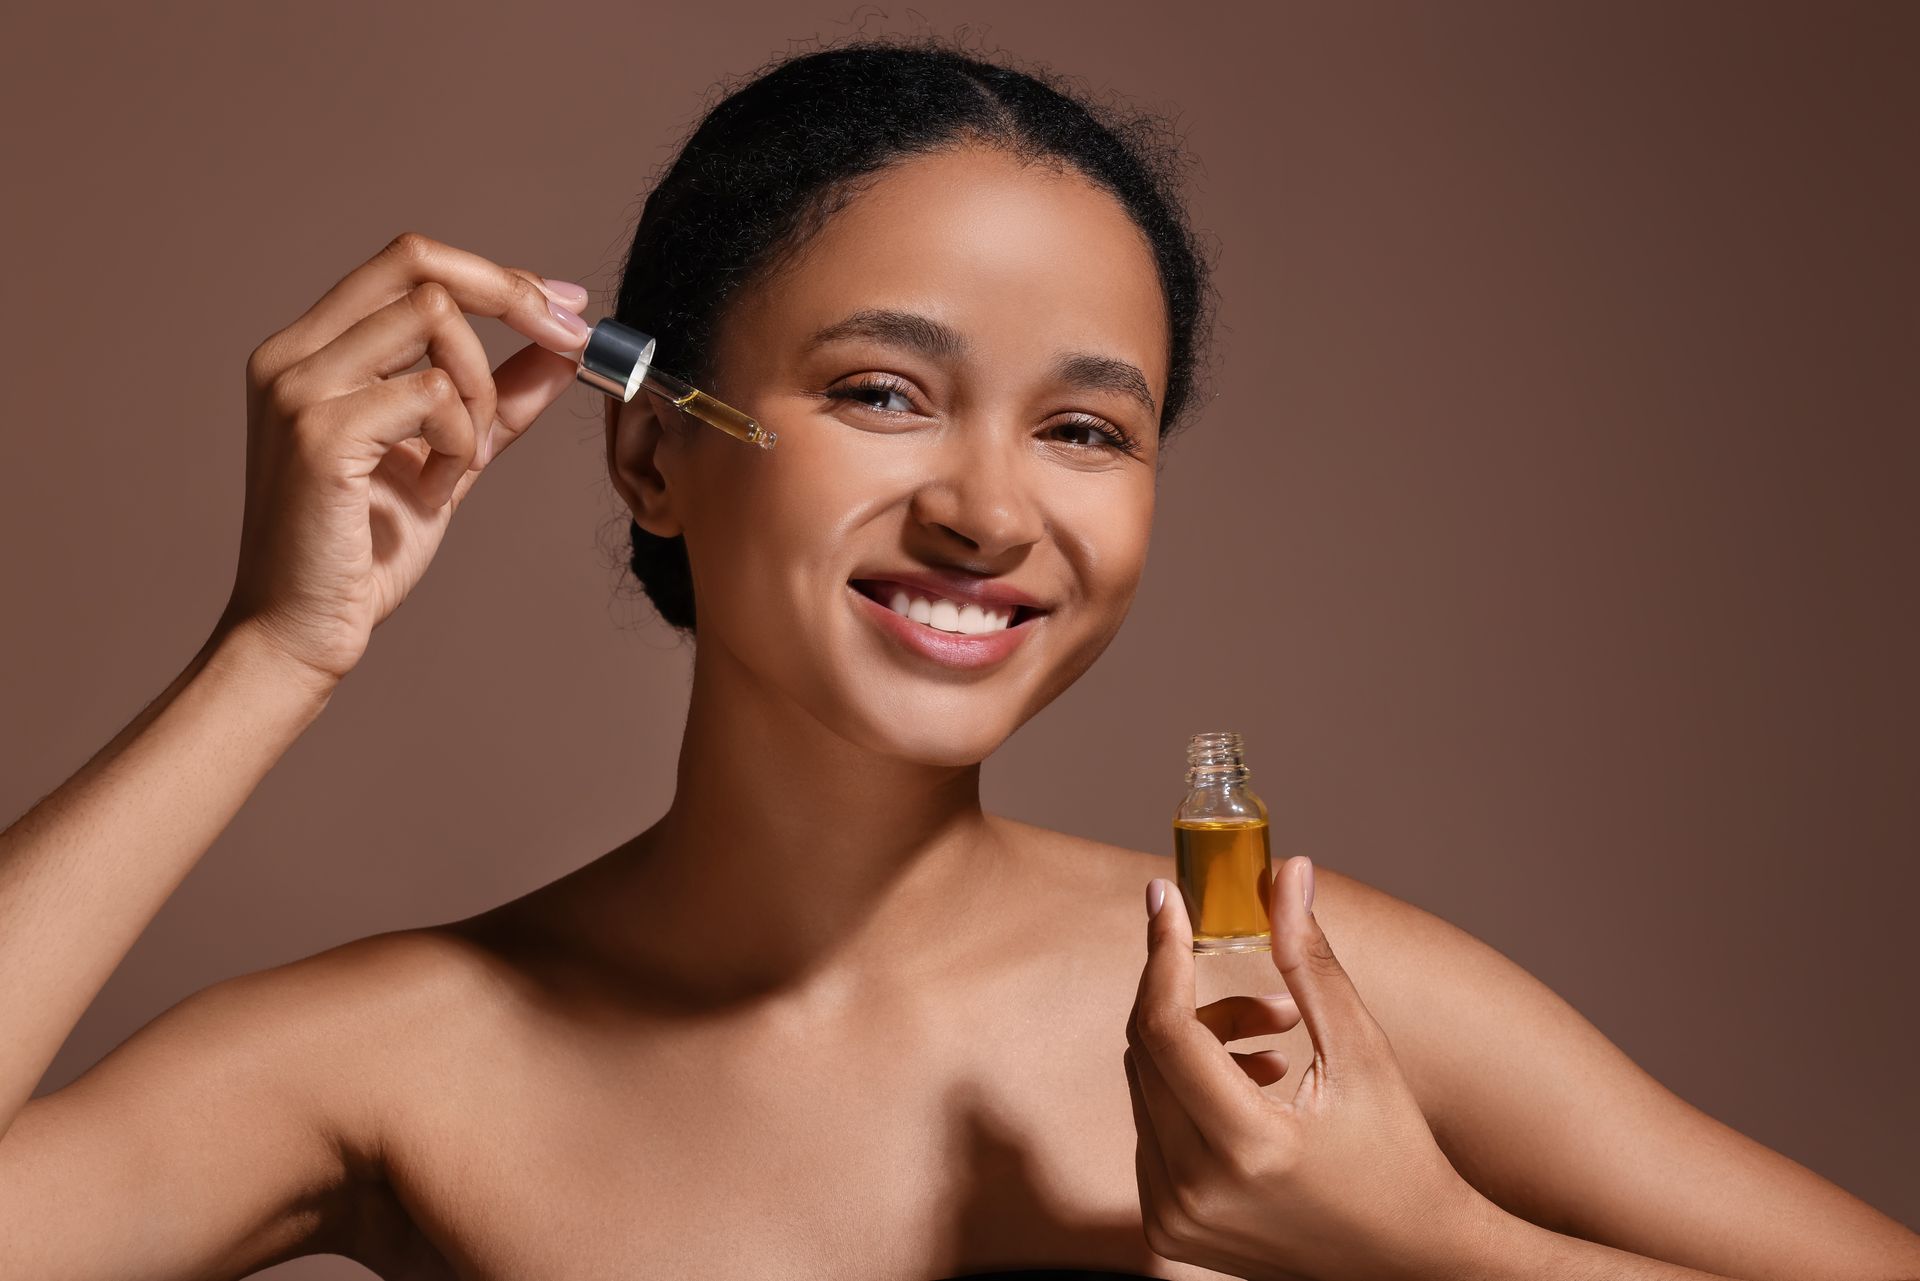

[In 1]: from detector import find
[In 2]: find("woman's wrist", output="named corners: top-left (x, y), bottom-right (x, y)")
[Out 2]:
top-left (1417, 1185), bottom-right (1525, 1281)
top-left (204, 617), bottom-right (343, 714)
top-left (1428, 1193), bottom-right (1737, 1281)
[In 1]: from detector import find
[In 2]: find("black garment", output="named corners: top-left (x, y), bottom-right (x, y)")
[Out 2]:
top-left (935, 1272), bottom-right (1161, 1280)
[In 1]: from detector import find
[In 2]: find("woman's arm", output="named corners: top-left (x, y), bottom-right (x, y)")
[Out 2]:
top-left (0, 620), bottom-right (494, 1277)
top-left (0, 624), bottom-right (376, 1278)
top-left (0, 621), bottom-right (335, 1133)
top-left (3, 227), bottom-right (583, 1143)
top-left (0, 234), bottom-right (590, 1277)
top-left (1317, 869), bottom-right (1920, 1281)
top-left (1454, 1204), bottom-right (1916, 1281)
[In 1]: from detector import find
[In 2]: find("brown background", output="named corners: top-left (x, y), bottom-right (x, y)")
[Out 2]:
top-left (2, 1), bottom-right (1913, 1274)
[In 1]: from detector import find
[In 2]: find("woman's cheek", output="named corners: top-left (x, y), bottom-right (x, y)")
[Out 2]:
top-left (1059, 477), bottom-right (1155, 604)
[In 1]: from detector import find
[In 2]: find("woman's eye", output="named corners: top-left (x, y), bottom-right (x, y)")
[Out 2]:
top-left (824, 380), bottom-right (1143, 458)
top-left (1051, 416), bottom-right (1142, 456)
top-left (826, 380), bottom-right (915, 414)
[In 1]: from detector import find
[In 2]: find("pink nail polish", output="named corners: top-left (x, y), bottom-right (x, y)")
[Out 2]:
top-left (1302, 857), bottom-right (1315, 913)
top-left (548, 299), bottom-right (591, 342)
top-left (540, 277), bottom-right (588, 307)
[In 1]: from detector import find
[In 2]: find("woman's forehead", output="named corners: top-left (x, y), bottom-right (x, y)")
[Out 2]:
top-left (742, 146), bottom-right (1168, 385)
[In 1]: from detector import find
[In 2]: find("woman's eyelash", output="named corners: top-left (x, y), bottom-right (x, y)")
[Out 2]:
top-left (823, 377), bottom-right (1143, 456)
top-left (823, 378), bottom-right (916, 414)
top-left (1057, 415), bottom-right (1144, 457)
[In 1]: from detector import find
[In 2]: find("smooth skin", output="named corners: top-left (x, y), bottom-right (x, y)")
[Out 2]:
top-left (1, 146), bottom-right (1916, 1281)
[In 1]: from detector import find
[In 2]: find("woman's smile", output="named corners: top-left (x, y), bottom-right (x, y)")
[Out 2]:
top-left (845, 578), bottom-right (1046, 670)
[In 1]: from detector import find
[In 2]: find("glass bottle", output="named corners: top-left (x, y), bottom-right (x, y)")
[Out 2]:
top-left (1172, 730), bottom-right (1274, 954)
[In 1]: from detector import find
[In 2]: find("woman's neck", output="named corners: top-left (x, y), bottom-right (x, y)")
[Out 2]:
top-left (599, 640), bottom-right (1019, 1006)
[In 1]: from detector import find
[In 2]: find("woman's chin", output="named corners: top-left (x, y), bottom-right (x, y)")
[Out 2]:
top-left (819, 690), bottom-right (1021, 769)
top-left (856, 716), bottom-right (1010, 770)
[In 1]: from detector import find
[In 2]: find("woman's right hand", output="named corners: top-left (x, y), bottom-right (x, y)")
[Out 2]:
top-left (215, 232), bottom-right (595, 690)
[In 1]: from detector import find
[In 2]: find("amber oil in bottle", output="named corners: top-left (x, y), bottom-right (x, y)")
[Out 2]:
top-left (1173, 730), bottom-right (1274, 955)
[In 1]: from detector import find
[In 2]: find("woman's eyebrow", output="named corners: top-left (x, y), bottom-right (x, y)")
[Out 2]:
top-left (1053, 352), bottom-right (1158, 420)
top-left (805, 308), bottom-right (965, 360)
top-left (804, 307), bottom-right (1158, 419)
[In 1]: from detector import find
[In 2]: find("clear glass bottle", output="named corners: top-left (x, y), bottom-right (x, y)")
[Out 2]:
top-left (1173, 730), bottom-right (1274, 954)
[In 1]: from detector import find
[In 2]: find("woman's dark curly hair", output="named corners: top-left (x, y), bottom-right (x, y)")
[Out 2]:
top-left (611, 33), bottom-right (1219, 635)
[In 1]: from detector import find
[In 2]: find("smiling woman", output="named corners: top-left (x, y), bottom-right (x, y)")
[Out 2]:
top-left (607, 37), bottom-right (1212, 645)
top-left (3, 25), bottom-right (1916, 1281)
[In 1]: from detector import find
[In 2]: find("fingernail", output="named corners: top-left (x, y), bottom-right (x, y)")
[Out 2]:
top-left (538, 277), bottom-right (588, 307)
top-left (548, 299), bottom-right (592, 343)
top-left (1146, 878), bottom-right (1167, 918)
top-left (476, 418), bottom-right (497, 468)
top-left (1301, 857), bottom-right (1315, 914)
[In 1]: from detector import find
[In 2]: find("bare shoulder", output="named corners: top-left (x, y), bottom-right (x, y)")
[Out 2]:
top-left (48, 922), bottom-right (511, 1141)
top-left (258, 920), bottom-right (510, 1010)
top-left (1303, 863), bottom-right (1503, 991)
top-left (0, 922), bottom-right (509, 1279)
top-left (166, 921), bottom-right (536, 1211)
top-left (255, 922), bottom-right (516, 1043)
top-left (993, 813), bottom-right (1172, 891)
top-left (197, 923), bottom-right (522, 1161)
top-left (226, 923), bottom-right (531, 1271)
top-left (1280, 865), bottom-right (1571, 1132)
top-left (1300, 863), bottom-right (1630, 1078)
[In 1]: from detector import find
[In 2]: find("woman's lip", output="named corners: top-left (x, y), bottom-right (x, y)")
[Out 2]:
top-left (849, 574), bottom-right (1047, 617)
top-left (845, 582), bottom-right (1039, 670)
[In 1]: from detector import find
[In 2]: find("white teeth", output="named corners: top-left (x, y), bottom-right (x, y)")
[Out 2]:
top-left (876, 587), bottom-right (1013, 635)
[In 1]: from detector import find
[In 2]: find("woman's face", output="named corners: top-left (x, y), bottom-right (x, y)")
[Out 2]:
top-left (610, 142), bottom-right (1170, 767)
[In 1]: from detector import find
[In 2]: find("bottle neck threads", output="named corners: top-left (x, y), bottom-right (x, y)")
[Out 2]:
top-left (1185, 730), bottom-right (1249, 785)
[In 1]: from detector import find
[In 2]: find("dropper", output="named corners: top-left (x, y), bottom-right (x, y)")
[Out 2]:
top-left (561, 317), bottom-right (777, 450)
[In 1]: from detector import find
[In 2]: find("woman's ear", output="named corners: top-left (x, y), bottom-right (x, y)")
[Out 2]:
top-left (606, 392), bottom-right (684, 539)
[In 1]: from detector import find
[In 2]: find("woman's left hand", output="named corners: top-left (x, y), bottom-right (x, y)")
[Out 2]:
top-left (1124, 856), bottom-right (1497, 1281)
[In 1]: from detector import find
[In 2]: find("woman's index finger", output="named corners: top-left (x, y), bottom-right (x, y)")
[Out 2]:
top-left (260, 232), bottom-right (586, 378)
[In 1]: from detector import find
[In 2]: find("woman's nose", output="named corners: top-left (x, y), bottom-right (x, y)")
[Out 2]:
top-left (907, 437), bottom-right (1044, 559)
